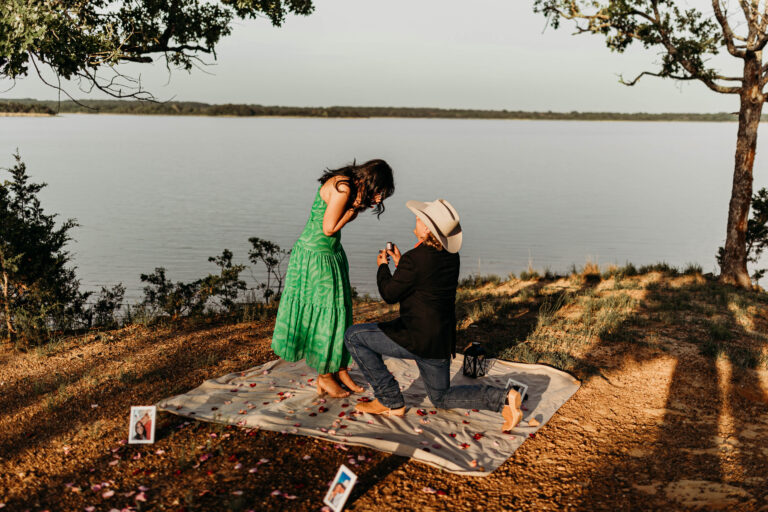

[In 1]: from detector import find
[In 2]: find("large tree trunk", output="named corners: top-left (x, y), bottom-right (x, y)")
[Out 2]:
top-left (720, 52), bottom-right (764, 288)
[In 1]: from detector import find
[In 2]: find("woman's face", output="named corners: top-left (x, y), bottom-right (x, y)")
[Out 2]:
top-left (414, 217), bottom-right (430, 240)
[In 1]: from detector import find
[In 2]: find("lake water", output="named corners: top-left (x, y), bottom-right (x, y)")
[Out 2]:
top-left (2, 114), bottom-right (767, 302)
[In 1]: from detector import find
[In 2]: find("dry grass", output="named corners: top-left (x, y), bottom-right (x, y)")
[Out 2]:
top-left (1, 267), bottom-right (767, 510)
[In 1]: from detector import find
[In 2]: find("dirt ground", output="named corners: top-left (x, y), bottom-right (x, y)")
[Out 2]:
top-left (1, 272), bottom-right (767, 511)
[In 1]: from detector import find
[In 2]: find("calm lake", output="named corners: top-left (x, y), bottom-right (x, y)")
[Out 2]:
top-left (2, 114), bottom-right (767, 302)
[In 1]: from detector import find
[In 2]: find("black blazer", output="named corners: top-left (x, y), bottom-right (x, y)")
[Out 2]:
top-left (376, 243), bottom-right (460, 359)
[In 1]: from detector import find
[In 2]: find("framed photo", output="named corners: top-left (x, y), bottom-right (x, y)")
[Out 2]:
top-left (506, 378), bottom-right (529, 403)
top-left (323, 464), bottom-right (357, 512)
top-left (128, 406), bottom-right (156, 444)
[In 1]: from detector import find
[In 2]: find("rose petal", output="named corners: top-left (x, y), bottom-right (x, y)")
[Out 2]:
top-left (102, 490), bottom-right (115, 498)
top-left (302, 455), bottom-right (311, 460)
top-left (135, 492), bottom-right (147, 502)
top-left (232, 490), bottom-right (243, 496)
top-left (259, 458), bottom-right (269, 464)
top-left (422, 487), bottom-right (437, 494)
top-left (271, 490), bottom-right (282, 497)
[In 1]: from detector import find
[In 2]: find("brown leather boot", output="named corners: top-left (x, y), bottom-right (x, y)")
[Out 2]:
top-left (501, 388), bottom-right (523, 431)
top-left (355, 399), bottom-right (406, 417)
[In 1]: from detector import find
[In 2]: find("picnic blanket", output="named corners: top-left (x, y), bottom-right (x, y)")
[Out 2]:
top-left (156, 356), bottom-right (580, 475)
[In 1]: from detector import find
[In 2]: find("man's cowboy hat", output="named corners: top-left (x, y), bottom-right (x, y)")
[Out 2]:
top-left (406, 199), bottom-right (463, 253)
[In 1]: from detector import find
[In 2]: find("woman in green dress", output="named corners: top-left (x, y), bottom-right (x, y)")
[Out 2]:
top-left (271, 159), bottom-right (395, 397)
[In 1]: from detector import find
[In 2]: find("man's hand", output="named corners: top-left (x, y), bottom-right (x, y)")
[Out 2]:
top-left (377, 250), bottom-right (389, 266)
top-left (386, 244), bottom-right (402, 266)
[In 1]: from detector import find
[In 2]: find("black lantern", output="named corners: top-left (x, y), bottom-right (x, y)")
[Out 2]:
top-left (463, 342), bottom-right (490, 378)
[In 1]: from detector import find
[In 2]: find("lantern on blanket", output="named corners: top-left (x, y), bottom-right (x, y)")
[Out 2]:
top-left (463, 342), bottom-right (490, 378)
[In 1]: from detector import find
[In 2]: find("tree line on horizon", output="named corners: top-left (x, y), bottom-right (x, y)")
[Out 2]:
top-left (0, 99), bottom-right (759, 122)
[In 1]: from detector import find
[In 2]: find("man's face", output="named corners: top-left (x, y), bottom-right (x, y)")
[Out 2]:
top-left (414, 217), bottom-right (430, 240)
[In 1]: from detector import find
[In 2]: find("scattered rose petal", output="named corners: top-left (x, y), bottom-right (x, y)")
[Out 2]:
top-left (422, 487), bottom-right (437, 494)
top-left (341, 403), bottom-right (349, 408)
top-left (416, 409), bottom-right (427, 416)
top-left (420, 418), bottom-right (430, 424)
top-left (357, 455), bottom-right (366, 461)
top-left (367, 420), bottom-right (374, 424)
top-left (232, 490), bottom-right (243, 496)
top-left (199, 454), bottom-right (211, 462)
top-left (328, 429), bottom-right (337, 435)
top-left (437, 490), bottom-right (448, 496)
top-left (462, 420), bottom-right (470, 424)
top-left (309, 413), bottom-right (317, 417)
top-left (102, 490), bottom-right (115, 498)
top-left (469, 460), bottom-right (478, 468)
top-left (529, 433), bottom-right (536, 438)
top-left (473, 433), bottom-right (484, 441)
top-left (460, 443), bottom-right (470, 449)
top-left (414, 427), bottom-right (423, 434)
top-left (271, 490), bottom-right (282, 497)
top-left (155, 449), bottom-right (165, 455)
top-left (302, 455), bottom-right (311, 460)
top-left (138, 486), bottom-right (149, 492)
top-left (528, 418), bottom-right (540, 427)
top-left (338, 412), bottom-right (345, 417)
top-left (432, 444), bottom-right (441, 449)
top-left (108, 460), bottom-right (119, 466)
top-left (91, 484), bottom-right (102, 492)
top-left (91, 404), bottom-right (99, 408)
top-left (70, 487), bottom-right (82, 493)
top-left (259, 458), bottom-right (269, 464)
top-left (132, 453), bottom-right (141, 460)
top-left (234, 463), bottom-right (243, 470)
top-left (135, 492), bottom-right (147, 502)
top-left (85, 507), bottom-right (95, 512)
top-left (429, 410), bottom-right (437, 415)
top-left (284, 494), bottom-right (297, 500)
top-left (420, 441), bottom-right (430, 445)
top-left (249, 467), bottom-right (258, 473)
top-left (249, 383), bottom-right (257, 387)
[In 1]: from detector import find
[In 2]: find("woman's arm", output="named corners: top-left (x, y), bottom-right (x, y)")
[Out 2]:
top-left (322, 180), bottom-right (359, 236)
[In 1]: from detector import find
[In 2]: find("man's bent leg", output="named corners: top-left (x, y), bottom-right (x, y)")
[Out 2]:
top-left (344, 323), bottom-right (416, 410)
top-left (416, 358), bottom-right (507, 412)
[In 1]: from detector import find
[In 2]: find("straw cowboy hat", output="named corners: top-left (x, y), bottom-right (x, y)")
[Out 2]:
top-left (406, 199), bottom-right (463, 253)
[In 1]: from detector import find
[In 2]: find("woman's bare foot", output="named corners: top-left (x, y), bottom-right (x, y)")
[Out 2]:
top-left (316, 373), bottom-right (349, 398)
top-left (336, 368), bottom-right (365, 393)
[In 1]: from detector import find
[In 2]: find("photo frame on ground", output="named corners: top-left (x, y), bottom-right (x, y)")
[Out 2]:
top-left (128, 406), bottom-right (156, 444)
top-left (323, 464), bottom-right (357, 512)
top-left (506, 378), bottom-right (529, 402)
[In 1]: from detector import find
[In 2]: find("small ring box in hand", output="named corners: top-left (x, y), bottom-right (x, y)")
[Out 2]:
top-left (386, 241), bottom-right (393, 252)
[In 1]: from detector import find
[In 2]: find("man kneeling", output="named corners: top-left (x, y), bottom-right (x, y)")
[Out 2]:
top-left (344, 199), bottom-right (523, 431)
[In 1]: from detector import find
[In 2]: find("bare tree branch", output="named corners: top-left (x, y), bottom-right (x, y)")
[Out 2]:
top-left (713, 0), bottom-right (748, 57)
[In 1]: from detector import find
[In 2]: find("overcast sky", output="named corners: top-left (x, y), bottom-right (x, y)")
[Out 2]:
top-left (2, 0), bottom-right (746, 112)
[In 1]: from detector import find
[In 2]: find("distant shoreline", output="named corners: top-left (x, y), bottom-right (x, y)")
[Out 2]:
top-left (0, 99), bottom-right (753, 122)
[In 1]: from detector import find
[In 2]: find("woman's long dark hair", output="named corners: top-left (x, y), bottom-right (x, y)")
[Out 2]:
top-left (319, 159), bottom-right (395, 217)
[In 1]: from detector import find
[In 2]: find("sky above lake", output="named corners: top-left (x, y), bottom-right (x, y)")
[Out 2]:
top-left (3, 0), bottom-right (744, 113)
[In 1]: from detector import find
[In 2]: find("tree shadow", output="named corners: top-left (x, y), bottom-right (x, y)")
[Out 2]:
top-left (567, 276), bottom-right (768, 508)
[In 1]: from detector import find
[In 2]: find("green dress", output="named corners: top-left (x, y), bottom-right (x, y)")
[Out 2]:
top-left (271, 187), bottom-right (353, 374)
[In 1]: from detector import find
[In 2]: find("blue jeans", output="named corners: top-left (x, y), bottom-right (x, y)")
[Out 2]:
top-left (344, 323), bottom-right (507, 411)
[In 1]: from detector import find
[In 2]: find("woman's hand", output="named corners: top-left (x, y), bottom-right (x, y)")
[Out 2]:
top-left (377, 250), bottom-right (389, 266)
top-left (386, 244), bottom-right (401, 266)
